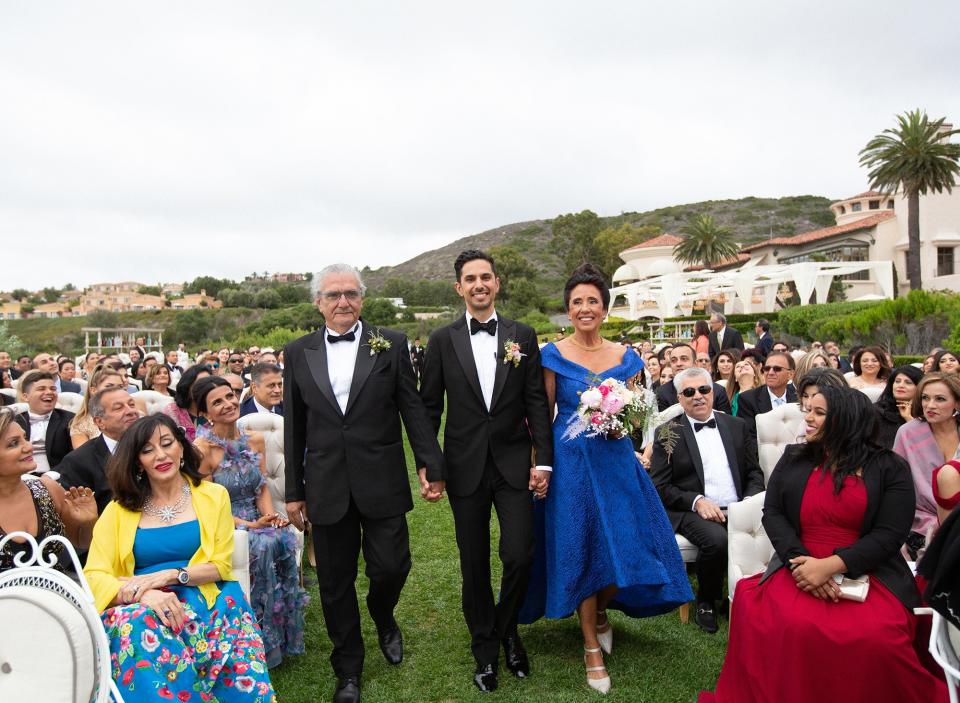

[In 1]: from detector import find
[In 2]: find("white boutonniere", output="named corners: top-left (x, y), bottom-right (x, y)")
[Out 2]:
top-left (503, 339), bottom-right (526, 368)
top-left (366, 328), bottom-right (392, 356)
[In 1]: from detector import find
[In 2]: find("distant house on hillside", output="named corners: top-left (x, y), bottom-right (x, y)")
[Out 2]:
top-left (171, 289), bottom-right (222, 310)
top-left (0, 301), bottom-right (22, 320)
top-left (32, 302), bottom-right (70, 319)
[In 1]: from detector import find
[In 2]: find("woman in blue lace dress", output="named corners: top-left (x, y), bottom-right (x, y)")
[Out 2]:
top-left (519, 264), bottom-right (692, 695)
top-left (193, 376), bottom-right (308, 669)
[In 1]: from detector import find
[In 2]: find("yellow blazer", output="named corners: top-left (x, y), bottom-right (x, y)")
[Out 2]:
top-left (84, 478), bottom-right (235, 613)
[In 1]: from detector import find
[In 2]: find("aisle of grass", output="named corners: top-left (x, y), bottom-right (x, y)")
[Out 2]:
top-left (271, 429), bottom-right (728, 702)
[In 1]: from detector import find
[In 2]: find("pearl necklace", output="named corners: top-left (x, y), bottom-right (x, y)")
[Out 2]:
top-left (143, 482), bottom-right (192, 523)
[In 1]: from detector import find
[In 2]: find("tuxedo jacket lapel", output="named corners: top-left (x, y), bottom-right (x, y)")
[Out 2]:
top-left (303, 333), bottom-right (343, 418)
top-left (345, 322), bottom-right (376, 417)
top-left (679, 419), bottom-right (706, 489)
top-left (450, 316), bottom-right (486, 409)
top-left (489, 317), bottom-right (514, 411)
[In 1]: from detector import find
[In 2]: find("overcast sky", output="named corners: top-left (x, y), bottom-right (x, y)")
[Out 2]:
top-left (2, 1), bottom-right (958, 291)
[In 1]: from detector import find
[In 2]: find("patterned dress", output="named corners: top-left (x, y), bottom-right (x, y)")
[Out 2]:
top-left (102, 520), bottom-right (276, 702)
top-left (0, 478), bottom-right (67, 572)
top-left (199, 426), bottom-right (308, 668)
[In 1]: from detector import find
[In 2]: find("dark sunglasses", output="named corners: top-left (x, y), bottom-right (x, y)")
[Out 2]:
top-left (762, 365), bottom-right (787, 373)
top-left (229, 358), bottom-right (244, 363)
top-left (680, 385), bottom-right (713, 398)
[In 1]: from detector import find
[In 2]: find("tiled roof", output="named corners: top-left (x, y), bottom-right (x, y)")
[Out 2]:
top-left (621, 233), bottom-right (684, 253)
top-left (741, 211), bottom-right (895, 252)
top-left (684, 253), bottom-right (752, 272)
top-left (834, 190), bottom-right (890, 203)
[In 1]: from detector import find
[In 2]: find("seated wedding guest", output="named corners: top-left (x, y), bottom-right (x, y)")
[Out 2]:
top-left (771, 341), bottom-right (790, 354)
top-left (222, 374), bottom-right (246, 400)
top-left (651, 367), bottom-right (764, 633)
top-left (696, 351), bottom-right (712, 371)
top-left (826, 352), bottom-right (841, 369)
top-left (193, 376), bottom-right (306, 668)
top-left (727, 358), bottom-right (761, 417)
top-left (161, 365), bottom-right (212, 442)
top-left (893, 372), bottom-right (960, 555)
top-left (216, 347), bottom-right (231, 370)
top-left (659, 364), bottom-right (674, 387)
top-left (711, 350), bottom-right (737, 386)
top-left (793, 349), bottom-right (829, 383)
top-left (700, 385), bottom-right (948, 703)
top-left (70, 366), bottom-right (128, 448)
top-left (656, 344), bottom-right (732, 413)
top-left (14, 354), bottom-right (32, 378)
top-left (225, 352), bottom-right (249, 386)
top-left (14, 370), bottom-right (75, 473)
top-left (656, 344), bottom-right (673, 364)
top-left (59, 358), bottom-right (78, 385)
top-left (932, 349), bottom-right (960, 376)
top-left (33, 351), bottom-right (81, 393)
top-left (59, 388), bottom-right (140, 514)
top-left (923, 354), bottom-right (937, 373)
top-left (796, 367), bottom-right (848, 412)
top-left (848, 345), bottom-right (891, 391)
top-left (83, 413), bottom-right (277, 701)
top-left (127, 346), bottom-right (143, 367)
top-left (645, 354), bottom-right (663, 390)
top-left (934, 461), bottom-right (960, 523)
top-left (873, 365), bottom-right (923, 450)
top-left (239, 363), bottom-right (284, 417)
top-left (81, 351), bottom-right (101, 380)
top-left (142, 362), bottom-right (173, 397)
top-left (735, 351), bottom-right (798, 439)
top-left (0, 350), bottom-right (16, 383)
top-left (0, 407), bottom-right (97, 572)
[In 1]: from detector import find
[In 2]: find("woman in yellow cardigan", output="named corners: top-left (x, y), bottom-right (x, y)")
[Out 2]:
top-left (84, 413), bottom-right (276, 702)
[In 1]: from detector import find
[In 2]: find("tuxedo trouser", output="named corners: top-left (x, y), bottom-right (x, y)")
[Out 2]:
top-left (676, 511), bottom-right (728, 604)
top-left (311, 498), bottom-right (411, 678)
top-left (448, 456), bottom-right (534, 666)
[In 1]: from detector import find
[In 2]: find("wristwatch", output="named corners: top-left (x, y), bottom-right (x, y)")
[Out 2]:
top-left (176, 567), bottom-right (190, 585)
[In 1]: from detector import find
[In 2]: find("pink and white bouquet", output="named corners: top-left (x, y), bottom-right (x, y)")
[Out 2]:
top-left (563, 377), bottom-right (659, 441)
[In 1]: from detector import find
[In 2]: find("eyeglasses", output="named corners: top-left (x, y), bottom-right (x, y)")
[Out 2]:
top-left (321, 289), bottom-right (361, 302)
top-left (762, 365), bottom-right (787, 373)
top-left (229, 358), bottom-right (244, 364)
top-left (680, 385), bottom-right (713, 398)
top-left (208, 363), bottom-right (220, 369)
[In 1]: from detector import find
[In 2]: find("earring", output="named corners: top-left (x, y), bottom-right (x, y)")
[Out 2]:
top-left (179, 457), bottom-right (185, 470)
top-left (137, 468), bottom-right (145, 480)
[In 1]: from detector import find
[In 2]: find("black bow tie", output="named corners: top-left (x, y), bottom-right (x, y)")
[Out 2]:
top-left (470, 318), bottom-right (497, 336)
top-left (694, 418), bottom-right (717, 432)
top-left (327, 330), bottom-right (356, 344)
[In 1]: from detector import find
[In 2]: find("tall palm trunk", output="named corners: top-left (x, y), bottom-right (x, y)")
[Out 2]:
top-left (907, 189), bottom-right (921, 290)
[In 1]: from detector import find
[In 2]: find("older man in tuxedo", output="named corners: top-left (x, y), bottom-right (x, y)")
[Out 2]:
top-left (284, 263), bottom-right (444, 703)
top-left (650, 367), bottom-right (763, 634)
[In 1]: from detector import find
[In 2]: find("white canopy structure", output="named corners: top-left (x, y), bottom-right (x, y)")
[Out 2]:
top-left (608, 260), bottom-right (895, 320)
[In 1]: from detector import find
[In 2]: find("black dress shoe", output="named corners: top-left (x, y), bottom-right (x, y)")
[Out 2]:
top-left (502, 633), bottom-right (530, 678)
top-left (694, 603), bottom-right (719, 634)
top-left (473, 663), bottom-right (498, 693)
top-left (333, 675), bottom-right (361, 703)
top-left (378, 623), bottom-right (404, 665)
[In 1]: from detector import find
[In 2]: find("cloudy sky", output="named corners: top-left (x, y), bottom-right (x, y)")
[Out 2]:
top-left (2, 1), bottom-right (958, 290)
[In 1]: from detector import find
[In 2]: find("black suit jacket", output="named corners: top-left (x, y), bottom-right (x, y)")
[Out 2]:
top-left (15, 408), bottom-right (76, 469)
top-left (650, 412), bottom-right (764, 530)
top-left (60, 379), bottom-right (81, 394)
top-left (708, 327), bottom-right (745, 357)
top-left (656, 379), bottom-right (732, 414)
top-left (735, 384), bottom-right (799, 439)
top-left (761, 445), bottom-right (919, 609)
top-left (756, 332), bottom-right (774, 358)
top-left (418, 315), bottom-right (553, 497)
top-left (283, 322), bottom-right (444, 525)
top-left (57, 435), bottom-right (113, 514)
top-left (238, 396), bottom-right (283, 418)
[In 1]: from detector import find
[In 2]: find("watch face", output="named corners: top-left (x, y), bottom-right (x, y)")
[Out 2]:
top-left (178, 570), bottom-right (189, 584)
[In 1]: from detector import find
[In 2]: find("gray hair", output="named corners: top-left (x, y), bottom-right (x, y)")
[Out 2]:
top-left (710, 312), bottom-right (727, 325)
top-left (89, 387), bottom-right (128, 419)
top-left (312, 264), bottom-right (367, 300)
top-left (250, 362), bottom-right (282, 385)
top-left (673, 366), bottom-right (713, 393)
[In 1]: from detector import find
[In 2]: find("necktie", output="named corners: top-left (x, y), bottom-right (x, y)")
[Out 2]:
top-left (328, 330), bottom-right (356, 344)
top-left (774, 397), bottom-right (785, 408)
top-left (694, 418), bottom-right (717, 432)
top-left (470, 318), bottom-right (497, 336)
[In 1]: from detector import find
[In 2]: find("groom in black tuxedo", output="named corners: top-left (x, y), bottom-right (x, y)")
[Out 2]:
top-left (418, 250), bottom-right (553, 693)
top-left (284, 264), bottom-right (445, 703)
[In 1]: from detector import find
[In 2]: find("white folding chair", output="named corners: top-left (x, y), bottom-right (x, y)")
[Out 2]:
top-left (727, 491), bottom-right (773, 600)
top-left (755, 403), bottom-right (805, 485)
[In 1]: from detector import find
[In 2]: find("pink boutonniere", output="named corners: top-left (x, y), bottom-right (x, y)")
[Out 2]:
top-left (503, 340), bottom-right (526, 368)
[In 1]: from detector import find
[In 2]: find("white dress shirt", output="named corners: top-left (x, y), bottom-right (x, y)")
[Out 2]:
top-left (28, 411), bottom-right (51, 474)
top-left (326, 322), bottom-right (361, 414)
top-left (767, 387), bottom-right (788, 408)
top-left (253, 398), bottom-right (276, 414)
top-left (716, 326), bottom-right (725, 349)
top-left (102, 434), bottom-right (119, 454)
top-left (687, 412), bottom-right (739, 510)
top-left (466, 312), bottom-right (498, 412)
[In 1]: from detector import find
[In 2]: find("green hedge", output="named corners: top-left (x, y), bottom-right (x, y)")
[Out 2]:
top-left (892, 355), bottom-right (926, 367)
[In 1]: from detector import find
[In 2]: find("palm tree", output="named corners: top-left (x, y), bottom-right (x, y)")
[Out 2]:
top-left (859, 110), bottom-right (960, 290)
top-left (673, 214), bottom-right (740, 269)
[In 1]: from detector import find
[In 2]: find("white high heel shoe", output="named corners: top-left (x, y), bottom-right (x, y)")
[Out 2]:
top-left (596, 610), bottom-right (613, 654)
top-left (584, 646), bottom-right (611, 695)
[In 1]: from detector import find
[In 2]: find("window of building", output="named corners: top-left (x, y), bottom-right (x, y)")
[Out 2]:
top-left (851, 202), bottom-right (862, 212)
top-left (887, 200), bottom-right (895, 209)
top-left (938, 247), bottom-right (955, 277)
top-left (838, 205), bottom-right (846, 214)
top-left (781, 243), bottom-right (871, 280)
top-left (869, 200), bottom-right (880, 210)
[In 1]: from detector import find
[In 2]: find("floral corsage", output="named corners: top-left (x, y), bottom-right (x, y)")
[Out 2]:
top-left (503, 339), bottom-right (526, 367)
top-left (366, 328), bottom-right (392, 356)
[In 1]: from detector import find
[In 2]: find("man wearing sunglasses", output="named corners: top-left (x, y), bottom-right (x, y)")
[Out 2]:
top-left (655, 343), bottom-right (731, 414)
top-left (650, 367), bottom-right (763, 634)
top-left (735, 351), bottom-right (798, 440)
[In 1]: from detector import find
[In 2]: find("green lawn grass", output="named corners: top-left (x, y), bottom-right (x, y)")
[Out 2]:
top-left (271, 429), bottom-right (728, 702)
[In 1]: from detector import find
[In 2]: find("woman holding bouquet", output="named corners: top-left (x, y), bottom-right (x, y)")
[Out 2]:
top-left (519, 264), bottom-right (692, 695)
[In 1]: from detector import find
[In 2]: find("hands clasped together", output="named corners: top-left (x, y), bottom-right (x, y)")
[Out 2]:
top-left (788, 554), bottom-right (846, 602)
top-left (117, 570), bottom-right (189, 632)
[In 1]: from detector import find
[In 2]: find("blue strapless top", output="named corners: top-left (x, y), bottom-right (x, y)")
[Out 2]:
top-left (133, 519), bottom-right (200, 575)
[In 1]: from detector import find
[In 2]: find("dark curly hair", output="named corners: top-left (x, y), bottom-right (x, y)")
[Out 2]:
top-left (107, 414), bottom-right (204, 511)
top-left (173, 364), bottom-right (213, 410)
top-left (454, 250), bottom-right (498, 281)
top-left (562, 263), bottom-right (610, 310)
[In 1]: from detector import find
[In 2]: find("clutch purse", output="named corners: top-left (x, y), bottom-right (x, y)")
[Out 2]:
top-left (832, 573), bottom-right (870, 602)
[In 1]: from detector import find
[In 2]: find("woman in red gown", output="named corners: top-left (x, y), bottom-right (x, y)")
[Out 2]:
top-left (701, 386), bottom-right (947, 703)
